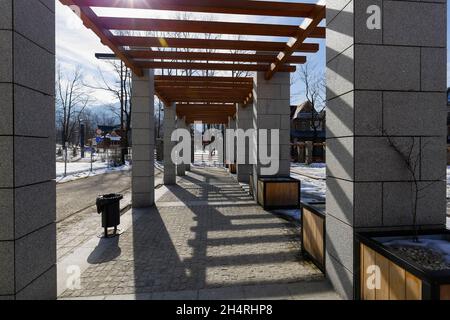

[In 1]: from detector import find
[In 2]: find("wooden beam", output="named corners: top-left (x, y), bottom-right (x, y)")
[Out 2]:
top-left (155, 76), bottom-right (252, 83)
top-left (173, 97), bottom-right (250, 103)
top-left (162, 94), bottom-right (249, 100)
top-left (127, 50), bottom-right (306, 64)
top-left (156, 81), bottom-right (253, 89)
top-left (266, 4), bottom-right (325, 80)
top-left (74, 0), bottom-right (319, 18)
top-left (158, 87), bottom-right (250, 93)
top-left (59, 0), bottom-right (143, 76)
top-left (135, 61), bottom-right (296, 72)
top-left (100, 17), bottom-right (325, 38)
top-left (186, 117), bottom-right (229, 124)
top-left (176, 103), bottom-right (235, 108)
top-left (116, 36), bottom-right (320, 53)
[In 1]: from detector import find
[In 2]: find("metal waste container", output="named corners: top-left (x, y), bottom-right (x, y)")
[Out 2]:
top-left (96, 193), bottom-right (123, 238)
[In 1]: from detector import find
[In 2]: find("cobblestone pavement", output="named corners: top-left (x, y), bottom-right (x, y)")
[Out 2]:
top-left (57, 170), bottom-right (162, 261)
top-left (59, 167), bottom-right (332, 299)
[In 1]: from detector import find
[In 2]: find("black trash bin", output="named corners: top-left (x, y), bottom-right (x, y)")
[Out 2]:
top-left (96, 193), bottom-right (123, 238)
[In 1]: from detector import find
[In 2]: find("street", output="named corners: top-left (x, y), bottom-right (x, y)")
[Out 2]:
top-left (56, 171), bottom-right (131, 222)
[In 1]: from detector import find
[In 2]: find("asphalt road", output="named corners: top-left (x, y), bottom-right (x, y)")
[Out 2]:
top-left (56, 171), bottom-right (131, 222)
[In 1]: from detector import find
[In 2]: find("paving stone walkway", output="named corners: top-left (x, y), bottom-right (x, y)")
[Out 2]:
top-left (59, 167), bottom-right (338, 300)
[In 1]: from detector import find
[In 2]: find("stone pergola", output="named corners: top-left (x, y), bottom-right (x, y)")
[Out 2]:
top-left (0, 0), bottom-right (446, 300)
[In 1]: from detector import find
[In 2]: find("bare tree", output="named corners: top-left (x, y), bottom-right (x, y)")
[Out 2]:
top-left (56, 65), bottom-right (92, 175)
top-left (297, 63), bottom-right (326, 157)
top-left (84, 60), bottom-right (133, 164)
top-left (230, 35), bottom-right (253, 79)
top-left (383, 132), bottom-right (446, 242)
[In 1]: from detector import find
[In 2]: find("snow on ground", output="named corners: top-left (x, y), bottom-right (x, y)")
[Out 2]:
top-left (292, 164), bottom-right (450, 203)
top-left (447, 166), bottom-right (450, 199)
top-left (56, 161), bottom-right (109, 177)
top-left (56, 161), bottom-right (130, 183)
top-left (291, 163), bottom-right (326, 201)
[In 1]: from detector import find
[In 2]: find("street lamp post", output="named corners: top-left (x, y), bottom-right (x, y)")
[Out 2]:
top-left (95, 53), bottom-right (127, 165)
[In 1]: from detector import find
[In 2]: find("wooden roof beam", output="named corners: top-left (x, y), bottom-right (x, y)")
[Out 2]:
top-left (173, 97), bottom-right (251, 103)
top-left (74, 0), bottom-right (320, 18)
top-left (266, 3), bottom-right (325, 80)
top-left (127, 50), bottom-right (306, 64)
top-left (176, 103), bottom-right (235, 108)
top-left (155, 76), bottom-right (253, 83)
top-left (116, 36), bottom-right (320, 53)
top-left (156, 81), bottom-right (253, 89)
top-left (135, 61), bottom-right (296, 72)
top-left (59, 0), bottom-right (143, 76)
top-left (99, 17), bottom-right (325, 39)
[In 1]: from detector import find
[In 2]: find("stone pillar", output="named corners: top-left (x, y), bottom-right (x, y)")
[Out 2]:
top-left (164, 103), bottom-right (177, 185)
top-left (176, 117), bottom-right (186, 177)
top-left (305, 141), bottom-right (313, 164)
top-left (326, 1), bottom-right (447, 299)
top-left (131, 70), bottom-right (155, 208)
top-left (251, 72), bottom-right (291, 196)
top-left (0, 0), bottom-right (56, 299)
top-left (236, 103), bottom-right (253, 183)
top-left (227, 116), bottom-right (236, 167)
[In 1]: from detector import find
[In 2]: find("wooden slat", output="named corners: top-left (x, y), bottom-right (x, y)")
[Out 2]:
top-left (74, 0), bottom-right (319, 18)
top-left (405, 271), bottom-right (422, 300)
top-left (303, 210), bottom-right (313, 258)
top-left (266, 3), bottom-right (325, 80)
top-left (135, 61), bottom-right (296, 72)
top-left (59, 0), bottom-right (143, 76)
top-left (116, 36), bottom-right (320, 53)
top-left (375, 252), bottom-right (390, 300)
top-left (127, 50), bottom-right (306, 64)
top-left (100, 17), bottom-right (326, 38)
top-left (361, 244), bottom-right (376, 300)
top-left (440, 285), bottom-right (450, 300)
top-left (389, 262), bottom-right (406, 300)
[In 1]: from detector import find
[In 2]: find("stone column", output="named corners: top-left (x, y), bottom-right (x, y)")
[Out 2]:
top-left (236, 103), bottom-right (253, 183)
top-left (227, 116), bottom-right (236, 167)
top-left (164, 103), bottom-right (177, 185)
top-left (131, 70), bottom-right (155, 208)
top-left (176, 117), bottom-right (186, 177)
top-left (0, 0), bottom-right (56, 299)
top-left (326, 1), bottom-right (447, 299)
top-left (251, 72), bottom-right (291, 196)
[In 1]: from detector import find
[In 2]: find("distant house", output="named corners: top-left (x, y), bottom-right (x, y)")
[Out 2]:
top-left (95, 125), bottom-right (125, 149)
top-left (290, 101), bottom-right (326, 141)
top-left (290, 102), bottom-right (326, 163)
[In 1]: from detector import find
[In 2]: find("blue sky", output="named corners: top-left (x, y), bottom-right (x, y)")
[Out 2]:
top-left (55, 1), bottom-right (445, 107)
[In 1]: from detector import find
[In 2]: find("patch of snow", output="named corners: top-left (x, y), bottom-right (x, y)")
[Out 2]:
top-left (447, 166), bottom-right (450, 199)
top-left (56, 161), bottom-right (109, 177)
top-left (56, 163), bottom-right (131, 183)
top-left (291, 163), bottom-right (327, 200)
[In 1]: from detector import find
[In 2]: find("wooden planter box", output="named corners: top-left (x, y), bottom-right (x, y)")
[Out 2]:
top-left (229, 163), bottom-right (236, 174)
top-left (256, 176), bottom-right (300, 210)
top-left (249, 173), bottom-right (254, 196)
top-left (356, 230), bottom-right (450, 300)
top-left (301, 202), bottom-right (326, 273)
